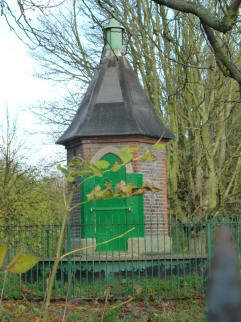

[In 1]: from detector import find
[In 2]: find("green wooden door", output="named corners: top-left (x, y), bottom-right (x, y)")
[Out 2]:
top-left (95, 153), bottom-right (127, 251)
top-left (82, 153), bottom-right (144, 252)
top-left (126, 173), bottom-right (144, 239)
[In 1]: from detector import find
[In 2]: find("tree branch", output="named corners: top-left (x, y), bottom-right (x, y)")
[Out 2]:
top-left (152, 0), bottom-right (241, 32)
top-left (202, 22), bottom-right (241, 86)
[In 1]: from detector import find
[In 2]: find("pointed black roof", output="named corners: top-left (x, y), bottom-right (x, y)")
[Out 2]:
top-left (56, 21), bottom-right (174, 146)
top-left (56, 54), bottom-right (174, 145)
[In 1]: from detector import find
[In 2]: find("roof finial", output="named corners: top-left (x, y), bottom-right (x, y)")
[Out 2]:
top-left (104, 18), bottom-right (125, 56)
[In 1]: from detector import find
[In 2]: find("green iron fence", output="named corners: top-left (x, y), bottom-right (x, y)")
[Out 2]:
top-left (0, 215), bottom-right (240, 300)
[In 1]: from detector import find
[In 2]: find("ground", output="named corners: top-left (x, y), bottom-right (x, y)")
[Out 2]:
top-left (1, 298), bottom-right (205, 321)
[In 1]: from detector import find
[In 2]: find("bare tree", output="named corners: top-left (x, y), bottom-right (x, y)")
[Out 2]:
top-left (151, 0), bottom-right (241, 91)
top-left (2, 1), bottom-right (240, 91)
top-left (2, 0), bottom-right (241, 217)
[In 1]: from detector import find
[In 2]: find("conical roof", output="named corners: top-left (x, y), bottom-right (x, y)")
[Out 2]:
top-left (56, 22), bottom-right (174, 146)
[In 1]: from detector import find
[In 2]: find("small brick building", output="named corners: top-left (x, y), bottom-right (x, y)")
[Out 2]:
top-left (57, 19), bottom-right (174, 259)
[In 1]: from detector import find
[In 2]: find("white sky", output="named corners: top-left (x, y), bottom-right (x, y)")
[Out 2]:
top-left (0, 16), bottom-right (65, 170)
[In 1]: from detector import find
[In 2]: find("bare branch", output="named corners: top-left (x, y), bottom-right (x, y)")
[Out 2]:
top-left (202, 22), bottom-right (241, 86)
top-left (152, 0), bottom-right (241, 32)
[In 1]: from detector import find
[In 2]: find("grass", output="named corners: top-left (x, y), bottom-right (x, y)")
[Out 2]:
top-left (0, 273), bottom-right (205, 300)
top-left (0, 297), bottom-right (206, 321)
top-left (0, 272), bottom-right (206, 320)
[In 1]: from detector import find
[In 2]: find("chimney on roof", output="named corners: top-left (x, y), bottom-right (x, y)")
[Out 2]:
top-left (104, 18), bottom-right (125, 56)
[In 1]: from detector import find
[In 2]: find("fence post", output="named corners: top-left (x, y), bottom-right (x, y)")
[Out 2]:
top-left (67, 222), bottom-right (72, 298)
top-left (207, 222), bottom-right (212, 274)
top-left (46, 229), bottom-right (50, 258)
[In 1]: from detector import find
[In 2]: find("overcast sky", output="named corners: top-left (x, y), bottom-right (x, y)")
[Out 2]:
top-left (0, 16), bottom-right (65, 170)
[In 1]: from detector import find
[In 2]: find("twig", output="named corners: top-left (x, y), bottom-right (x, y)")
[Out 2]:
top-left (60, 227), bottom-right (135, 259)
top-left (100, 285), bottom-right (111, 322)
top-left (109, 296), bottom-right (134, 311)
top-left (0, 270), bottom-right (8, 306)
top-left (41, 274), bottom-right (50, 313)
top-left (62, 272), bottom-right (73, 322)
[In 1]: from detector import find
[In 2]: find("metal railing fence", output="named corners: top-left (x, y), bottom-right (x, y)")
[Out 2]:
top-left (0, 215), bottom-right (240, 299)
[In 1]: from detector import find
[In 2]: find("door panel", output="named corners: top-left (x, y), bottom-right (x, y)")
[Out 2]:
top-left (81, 153), bottom-right (144, 252)
top-left (126, 173), bottom-right (144, 238)
top-left (95, 154), bottom-right (127, 251)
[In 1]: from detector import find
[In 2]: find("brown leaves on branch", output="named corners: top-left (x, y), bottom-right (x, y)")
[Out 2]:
top-left (57, 144), bottom-right (163, 202)
top-left (87, 180), bottom-right (162, 202)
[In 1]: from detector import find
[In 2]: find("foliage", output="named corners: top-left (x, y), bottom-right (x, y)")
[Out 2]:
top-left (0, 157), bottom-right (65, 255)
top-left (0, 112), bottom-right (65, 225)
top-left (0, 245), bottom-right (39, 274)
top-left (0, 164), bottom-right (65, 224)
top-left (0, 218), bottom-right (62, 259)
top-left (6, 253), bottom-right (39, 275)
top-left (3, 0), bottom-right (239, 221)
top-left (1, 1), bottom-right (240, 219)
top-left (0, 244), bottom-right (8, 268)
top-left (0, 243), bottom-right (39, 310)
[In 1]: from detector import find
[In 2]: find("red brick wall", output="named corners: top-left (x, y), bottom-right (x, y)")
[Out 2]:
top-left (66, 137), bottom-right (169, 237)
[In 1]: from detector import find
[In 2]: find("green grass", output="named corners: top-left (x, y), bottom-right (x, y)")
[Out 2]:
top-left (1, 272), bottom-right (205, 300)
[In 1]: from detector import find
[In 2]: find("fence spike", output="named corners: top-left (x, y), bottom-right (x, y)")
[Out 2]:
top-left (207, 226), bottom-right (241, 321)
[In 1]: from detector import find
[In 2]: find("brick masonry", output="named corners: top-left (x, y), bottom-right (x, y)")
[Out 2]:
top-left (66, 137), bottom-right (169, 241)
